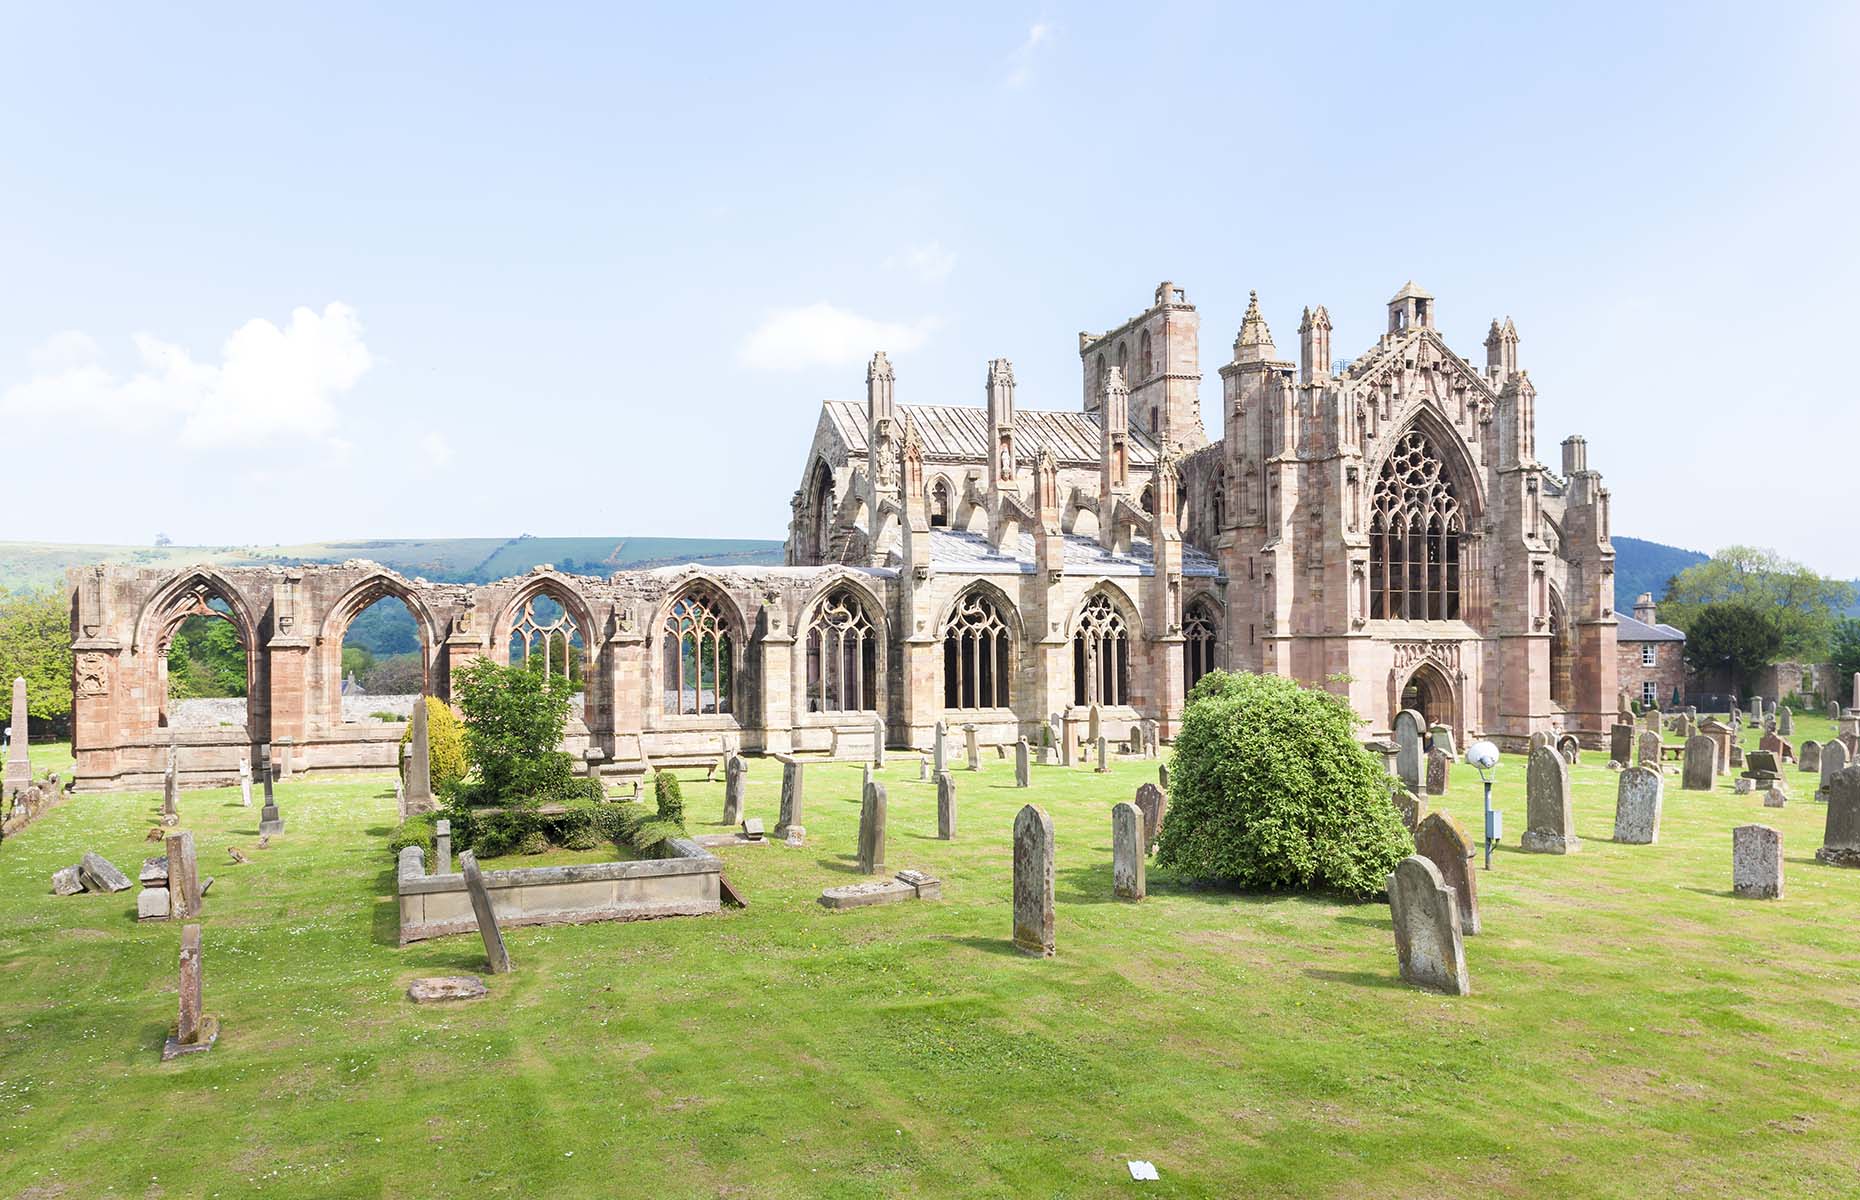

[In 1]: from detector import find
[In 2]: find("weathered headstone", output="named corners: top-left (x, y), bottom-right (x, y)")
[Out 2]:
top-left (873, 716), bottom-right (886, 767)
top-left (1529, 730), bottom-right (1554, 754)
top-left (1111, 801), bottom-right (1146, 901)
top-left (1522, 746), bottom-right (1579, 853)
top-left (935, 770), bottom-right (956, 840)
top-left (161, 753), bottom-right (180, 826)
top-left (1413, 811), bottom-right (1479, 936)
top-left (1087, 703), bottom-right (1102, 746)
top-left (1682, 735), bottom-right (1716, 791)
top-left (406, 697), bottom-right (433, 812)
top-left (723, 753), bottom-right (747, 826)
top-left (407, 976), bottom-right (488, 1004)
top-left (1134, 782), bottom-right (1167, 853)
top-left (238, 757), bottom-right (253, 807)
top-left (166, 830), bottom-right (201, 919)
top-left (1012, 804), bottom-right (1055, 956)
top-left (1778, 706), bottom-right (1794, 736)
top-left (1644, 706), bottom-right (1662, 732)
top-left (434, 818), bottom-right (452, 874)
top-left (1393, 788), bottom-right (1425, 833)
top-left (1816, 766), bottom-right (1860, 867)
top-left (1393, 708), bottom-right (1425, 794)
top-left (50, 865), bottom-right (84, 895)
top-left (1613, 766), bottom-right (1663, 844)
top-left (2, 677), bottom-right (30, 800)
top-left (1801, 740), bottom-right (1822, 775)
top-left (776, 758), bottom-right (804, 837)
top-left (918, 753), bottom-right (930, 782)
top-left (161, 923), bottom-right (217, 1059)
top-left (1039, 721), bottom-right (1055, 766)
top-left (1733, 825), bottom-right (1783, 898)
top-left (1743, 749), bottom-right (1782, 789)
top-left (457, 850), bottom-right (512, 973)
top-left (1427, 723), bottom-right (1457, 760)
top-left (1095, 735), bottom-right (1109, 774)
top-left (1636, 730), bottom-right (1663, 770)
top-left (1700, 718), bottom-right (1732, 775)
top-left (1014, 737), bottom-right (1030, 787)
top-left (1425, 747), bottom-right (1452, 796)
top-left (1764, 785), bottom-right (1787, 808)
top-left (1556, 734), bottom-right (1581, 766)
top-left (1609, 722), bottom-right (1634, 766)
top-left (1834, 700), bottom-right (1845, 721)
top-left (964, 723), bottom-right (980, 771)
top-left (933, 720), bottom-right (947, 775)
top-left (857, 780), bottom-right (888, 874)
top-left (1158, 762), bottom-right (1169, 790)
top-left (1387, 855), bottom-right (1469, 995)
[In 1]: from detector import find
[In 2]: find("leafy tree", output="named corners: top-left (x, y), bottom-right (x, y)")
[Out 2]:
top-left (1661, 546), bottom-right (1854, 660)
top-left (363, 653), bottom-right (427, 694)
top-left (1156, 670), bottom-right (1411, 901)
top-left (1831, 617), bottom-right (1860, 706)
top-left (340, 645), bottom-right (376, 680)
top-left (1682, 604), bottom-right (1783, 697)
top-left (165, 616), bottom-right (247, 699)
top-left (0, 590), bottom-right (73, 728)
top-left (451, 658), bottom-right (575, 805)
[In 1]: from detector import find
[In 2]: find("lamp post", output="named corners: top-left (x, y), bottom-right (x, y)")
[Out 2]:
top-left (1466, 740), bottom-right (1501, 869)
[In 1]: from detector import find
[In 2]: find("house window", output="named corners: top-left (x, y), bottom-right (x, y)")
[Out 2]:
top-left (1641, 681), bottom-right (1657, 708)
top-left (805, 587), bottom-right (877, 712)
top-left (942, 589), bottom-right (1012, 709)
top-left (1641, 644), bottom-right (1656, 667)
top-left (1071, 594), bottom-right (1130, 707)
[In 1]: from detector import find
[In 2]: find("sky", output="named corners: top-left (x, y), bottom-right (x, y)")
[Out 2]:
top-left (2, 3), bottom-right (1857, 573)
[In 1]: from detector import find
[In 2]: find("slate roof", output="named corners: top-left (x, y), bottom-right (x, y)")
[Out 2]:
top-left (1616, 612), bottom-right (1685, 642)
top-left (824, 401), bottom-right (1161, 467)
top-left (926, 528), bottom-right (1220, 578)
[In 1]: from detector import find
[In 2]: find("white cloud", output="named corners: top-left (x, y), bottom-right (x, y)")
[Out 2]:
top-left (1006, 22), bottom-right (1052, 87)
top-left (0, 302), bottom-right (372, 448)
top-left (738, 303), bottom-right (936, 371)
top-left (884, 241), bottom-right (956, 283)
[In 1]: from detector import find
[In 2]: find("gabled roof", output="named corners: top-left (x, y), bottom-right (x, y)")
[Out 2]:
top-left (1616, 612), bottom-right (1685, 642)
top-left (823, 401), bottom-right (1161, 468)
top-left (925, 528), bottom-right (1220, 577)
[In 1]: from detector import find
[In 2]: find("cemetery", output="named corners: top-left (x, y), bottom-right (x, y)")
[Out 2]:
top-left (3, 672), bottom-right (1859, 1197)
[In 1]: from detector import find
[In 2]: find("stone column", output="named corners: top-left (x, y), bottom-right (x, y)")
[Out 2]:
top-left (2, 676), bottom-right (30, 799)
top-left (758, 606), bottom-right (796, 756)
top-left (1012, 804), bottom-right (1055, 956)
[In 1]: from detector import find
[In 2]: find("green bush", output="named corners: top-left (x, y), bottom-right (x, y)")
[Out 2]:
top-left (1156, 670), bottom-right (1411, 901)
top-left (398, 697), bottom-right (468, 790)
top-left (653, 771), bottom-right (685, 828)
top-left (387, 812), bottom-right (438, 869)
top-left (519, 829), bottom-right (549, 855)
top-left (452, 659), bottom-right (576, 806)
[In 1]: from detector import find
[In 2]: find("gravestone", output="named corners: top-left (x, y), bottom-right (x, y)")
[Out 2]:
top-left (873, 716), bottom-right (886, 767)
top-left (1158, 762), bottom-right (1169, 790)
top-left (1387, 855), bottom-right (1469, 995)
top-left (1833, 700), bottom-right (1844, 721)
top-left (1609, 723), bottom-right (1634, 766)
top-left (1015, 737), bottom-right (1030, 787)
top-left (776, 758), bottom-right (805, 837)
top-left (1614, 766), bottom-right (1663, 844)
top-left (1644, 706), bottom-right (1662, 732)
top-left (1039, 722), bottom-right (1055, 766)
top-left (405, 697), bottom-right (433, 813)
top-left (936, 770), bottom-right (956, 840)
top-left (861, 762), bottom-right (872, 796)
top-left (434, 818), bottom-right (452, 874)
top-left (1801, 741), bottom-right (1822, 774)
top-left (1134, 782), bottom-right (1167, 852)
top-left (1012, 804), bottom-right (1055, 956)
top-left (166, 831), bottom-right (201, 919)
top-left (857, 780), bottom-right (888, 874)
top-left (1393, 708), bottom-right (1425, 793)
top-left (1682, 735), bottom-right (1716, 791)
top-left (918, 753), bottom-right (930, 782)
top-left (723, 754), bottom-right (747, 826)
top-left (1765, 785), bottom-right (1787, 808)
top-left (51, 865), bottom-right (83, 895)
top-left (964, 724), bottom-right (980, 771)
top-left (394, 777), bottom-right (407, 821)
top-left (1816, 766), bottom-right (1860, 867)
top-left (1529, 730), bottom-right (1554, 754)
top-left (1413, 811), bottom-right (1479, 935)
top-left (1700, 718), bottom-right (1732, 775)
top-left (161, 755), bottom-right (180, 826)
top-left (1393, 788), bottom-right (1425, 833)
top-left (2, 676), bottom-right (30, 800)
top-left (275, 737), bottom-right (294, 781)
top-left (1636, 730), bottom-right (1663, 770)
top-left (933, 721), bottom-right (947, 775)
top-left (1425, 747), bottom-right (1451, 796)
top-left (1733, 825), bottom-right (1783, 898)
top-left (79, 852), bottom-right (131, 893)
top-left (1428, 723), bottom-right (1457, 759)
top-left (1743, 749), bottom-right (1783, 789)
top-left (1522, 746), bottom-right (1579, 853)
top-left (1087, 703), bottom-right (1102, 746)
top-left (1557, 734), bottom-right (1581, 766)
top-left (1111, 801), bottom-right (1145, 900)
top-left (457, 850), bottom-right (512, 973)
top-left (238, 757), bottom-right (253, 807)
top-left (1779, 706), bottom-right (1794, 736)
top-left (1095, 735), bottom-right (1109, 774)
top-left (161, 923), bottom-right (217, 1059)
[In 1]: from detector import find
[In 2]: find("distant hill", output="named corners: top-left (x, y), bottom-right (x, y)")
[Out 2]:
top-left (0, 534), bottom-right (788, 594)
top-left (1612, 536), bottom-right (1709, 611)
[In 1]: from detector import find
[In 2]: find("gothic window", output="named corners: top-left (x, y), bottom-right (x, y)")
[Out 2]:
top-left (929, 478), bottom-right (951, 528)
top-left (1140, 330), bottom-right (1153, 380)
top-left (808, 462), bottom-right (834, 562)
top-left (663, 589), bottom-right (734, 715)
top-left (508, 593), bottom-right (585, 689)
top-left (805, 587), bottom-right (877, 713)
top-left (1184, 600), bottom-right (1218, 694)
top-left (1369, 428), bottom-right (1463, 621)
top-left (942, 589), bottom-right (1012, 709)
top-left (1072, 594), bottom-right (1130, 707)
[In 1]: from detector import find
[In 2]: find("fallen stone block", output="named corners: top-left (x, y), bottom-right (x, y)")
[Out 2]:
top-left (407, 976), bottom-right (489, 1004)
top-left (51, 865), bottom-right (84, 895)
top-left (140, 855), bottom-right (168, 886)
top-left (138, 886), bottom-right (172, 921)
top-left (79, 852), bottom-right (132, 894)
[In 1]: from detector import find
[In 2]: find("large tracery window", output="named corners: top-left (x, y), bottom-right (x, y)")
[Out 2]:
top-left (943, 589), bottom-right (1012, 709)
top-left (1072, 594), bottom-right (1131, 707)
top-left (1184, 600), bottom-right (1218, 695)
top-left (1369, 428), bottom-right (1463, 621)
top-left (805, 587), bottom-right (878, 712)
top-left (663, 590), bottom-right (734, 715)
top-left (508, 593), bottom-right (585, 690)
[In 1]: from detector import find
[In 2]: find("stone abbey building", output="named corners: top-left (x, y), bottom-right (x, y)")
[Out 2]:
top-left (68, 280), bottom-right (1616, 790)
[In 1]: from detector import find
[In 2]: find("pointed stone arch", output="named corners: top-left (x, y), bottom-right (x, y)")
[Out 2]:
top-left (1394, 659), bottom-right (1458, 734)
top-left (652, 576), bottom-right (747, 719)
top-left (796, 571), bottom-right (890, 717)
top-left (316, 571), bottom-right (443, 717)
top-left (937, 581), bottom-right (1022, 712)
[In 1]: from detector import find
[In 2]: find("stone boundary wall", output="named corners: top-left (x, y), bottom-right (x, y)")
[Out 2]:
top-left (395, 837), bottom-right (720, 944)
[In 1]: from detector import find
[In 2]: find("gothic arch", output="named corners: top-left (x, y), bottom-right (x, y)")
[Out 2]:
top-left (1369, 409), bottom-right (1485, 519)
top-left (490, 573), bottom-right (600, 666)
top-left (1548, 583), bottom-right (1574, 710)
top-left (1183, 591), bottom-right (1222, 693)
top-left (1064, 581), bottom-right (1143, 640)
top-left (651, 576), bottom-right (748, 720)
top-left (937, 581), bottom-right (1022, 712)
top-left (132, 566), bottom-right (262, 655)
top-left (316, 571), bottom-right (443, 717)
top-left (1068, 586), bottom-right (1140, 708)
top-left (796, 572), bottom-right (890, 716)
top-left (804, 458), bottom-right (836, 563)
top-left (1392, 659), bottom-right (1458, 733)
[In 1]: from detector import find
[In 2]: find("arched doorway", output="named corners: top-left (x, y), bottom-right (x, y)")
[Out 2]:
top-left (1399, 662), bottom-right (1454, 730)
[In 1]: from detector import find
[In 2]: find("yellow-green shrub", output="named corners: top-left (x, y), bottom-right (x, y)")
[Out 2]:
top-left (399, 696), bottom-right (467, 789)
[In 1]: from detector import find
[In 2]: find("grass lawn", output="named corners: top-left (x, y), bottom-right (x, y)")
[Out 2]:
top-left (1, 729), bottom-right (1857, 1198)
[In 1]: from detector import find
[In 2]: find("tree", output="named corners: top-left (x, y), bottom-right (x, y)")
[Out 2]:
top-left (451, 658), bottom-right (576, 804)
top-left (165, 617), bottom-right (247, 699)
top-left (1831, 617), bottom-right (1860, 706)
top-left (0, 590), bottom-right (74, 729)
top-left (1661, 546), bottom-right (1854, 661)
top-left (1155, 670), bottom-right (1412, 901)
top-left (1682, 604), bottom-right (1783, 697)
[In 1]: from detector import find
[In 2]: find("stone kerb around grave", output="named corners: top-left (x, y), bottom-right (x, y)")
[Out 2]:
top-left (396, 839), bottom-right (722, 944)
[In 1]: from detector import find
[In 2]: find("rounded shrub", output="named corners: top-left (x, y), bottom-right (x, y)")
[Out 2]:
top-left (652, 771), bottom-right (685, 828)
top-left (519, 829), bottom-right (549, 856)
top-left (399, 697), bottom-right (468, 790)
top-left (1156, 670), bottom-right (1411, 901)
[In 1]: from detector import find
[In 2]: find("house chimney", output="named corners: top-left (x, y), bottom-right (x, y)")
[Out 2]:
top-left (1633, 592), bottom-right (1657, 625)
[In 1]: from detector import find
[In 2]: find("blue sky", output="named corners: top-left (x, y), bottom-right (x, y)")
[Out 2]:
top-left (3, 3), bottom-right (1856, 573)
